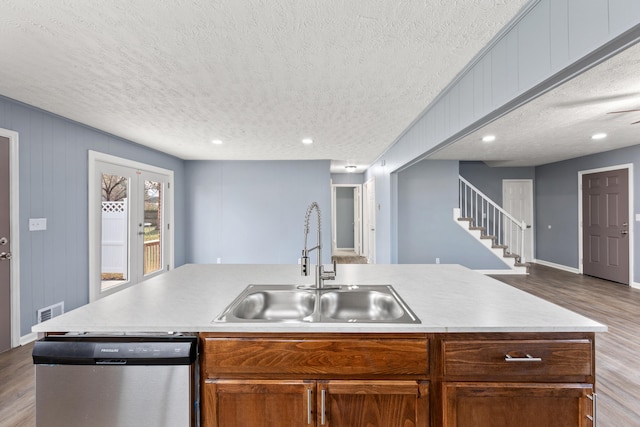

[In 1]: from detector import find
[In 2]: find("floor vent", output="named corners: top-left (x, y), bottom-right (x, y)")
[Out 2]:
top-left (37, 302), bottom-right (65, 323)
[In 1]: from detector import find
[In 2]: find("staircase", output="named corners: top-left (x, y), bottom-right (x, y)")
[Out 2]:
top-left (456, 176), bottom-right (529, 274)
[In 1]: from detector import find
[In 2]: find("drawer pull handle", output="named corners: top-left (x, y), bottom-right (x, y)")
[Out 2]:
top-left (321, 388), bottom-right (327, 425)
top-left (587, 393), bottom-right (597, 426)
top-left (307, 387), bottom-right (312, 425)
top-left (505, 353), bottom-right (542, 362)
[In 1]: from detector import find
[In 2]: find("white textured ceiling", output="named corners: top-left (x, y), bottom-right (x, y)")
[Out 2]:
top-left (0, 0), bottom-right (529, 173)
top-left (429, 41), bottom-right (640, 167)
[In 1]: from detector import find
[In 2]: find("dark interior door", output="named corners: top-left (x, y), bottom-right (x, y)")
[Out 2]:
top-left (582, 168), bottom-right (629, 284)
top-left (0, 136), bottom-right (11, 352)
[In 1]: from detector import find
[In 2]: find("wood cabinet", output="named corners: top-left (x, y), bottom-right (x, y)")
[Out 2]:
top-left (200, 332), bottom-right (597, 427)
top-left (319, 380), bottom-right (429, 427)
top-left (438, 334), bottom-right (596, 427)
top-left (442, 382), bottom-right (594, 427)
top-left (203, 380), bottom-right (313, 427)
top-left (203, 379), bottom-right (429, 427)
top-left (200, 333), bottom-right (430, 427)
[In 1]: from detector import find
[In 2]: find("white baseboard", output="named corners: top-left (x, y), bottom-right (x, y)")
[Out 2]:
top-left (533, 259), bottom-right (579, 274)
top-left (477, 269), bottom-right (527, 275)
top-left (535, 259), bottom-right (640, 288)
top-left (20, 332), bottom-right (38, 346)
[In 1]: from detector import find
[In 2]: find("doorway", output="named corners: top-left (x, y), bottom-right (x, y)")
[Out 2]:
top-left (89, 151), bottom-right (174, 301)
top-left (580, 166), bottom-right (631, 285)
top-left (502, 180), bottom-right (534, 263)
top-left (331, 184), bottom-right (362, 255)
top-left (0, 129), bottom-right (19, 352)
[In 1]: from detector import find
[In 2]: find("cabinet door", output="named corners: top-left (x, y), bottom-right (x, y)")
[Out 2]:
top-left (203, 379), bottom-right (315, 427)
top-left (443, 383), bottom-right (594, 427)
top-left (318, 380), bottom-right (429, 427)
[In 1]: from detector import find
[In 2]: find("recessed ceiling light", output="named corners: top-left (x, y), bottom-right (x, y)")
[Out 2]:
top-left (302, 138), bottom-right (313, 145)
top-left (211, 139), bottom-right (223, 145)
top-left (482, 135), bottom-right (496, 142)
top-left (591, 133), bottom-right (607, 140)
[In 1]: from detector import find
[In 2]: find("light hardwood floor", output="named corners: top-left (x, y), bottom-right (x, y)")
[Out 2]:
top-left (0, 341), bottom-right (34, 427)
top-left (1, 263), bottom-right (639, 426)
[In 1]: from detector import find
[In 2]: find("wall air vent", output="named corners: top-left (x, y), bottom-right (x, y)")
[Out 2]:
top-left (37, 302), bottom-right (65, 323)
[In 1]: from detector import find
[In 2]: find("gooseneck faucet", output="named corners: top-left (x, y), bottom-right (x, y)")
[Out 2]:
top-left (301, 202), bottom-right (337, 289)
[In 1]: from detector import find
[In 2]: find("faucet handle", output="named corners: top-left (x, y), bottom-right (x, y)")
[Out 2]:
top-left (301, 254), bottom-right (311, 276)
top-left (322, 260), bottom-right (337, 281)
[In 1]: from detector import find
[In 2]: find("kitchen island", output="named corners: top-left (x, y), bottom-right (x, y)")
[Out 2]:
top-left (33, 264), bottom-right (606, 426)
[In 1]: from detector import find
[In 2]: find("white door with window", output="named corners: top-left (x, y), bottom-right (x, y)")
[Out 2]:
top-left (89, 152), bottom-right (173, 301)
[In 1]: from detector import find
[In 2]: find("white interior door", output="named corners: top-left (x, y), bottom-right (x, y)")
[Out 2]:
top-left (363, 179), bottom-right (376, 264)
top-left (503, 180), bottom-right (533, 263)
top-left (353, 186), bottom-right (362, 255)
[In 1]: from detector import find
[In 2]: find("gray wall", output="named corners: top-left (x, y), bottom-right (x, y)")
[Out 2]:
top-left (331, 173), bottom-right (364, 185)
top-left (366, 0), bottom-right (640, 263)
top-left (185, 160), bottom-right (331, 265)
top-left (336, 187), bottom-right (355, 249)
top-left (535, 144), bottom-right (640, 282)
top-left (459, 161), bottom-right (535, 205)
top-left (0, 96), bottom-right (186, 336)
top-left (397, 159), bottom-right (509, 269)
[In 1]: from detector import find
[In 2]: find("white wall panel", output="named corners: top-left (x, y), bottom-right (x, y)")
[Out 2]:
top-left (549, 0), bottom-right (570, 72)
top-left (491, 37), bottom-right (509, 106)
top-left (568, 0), bottom-right (610, 60)
top-left (518, 0), bottom-right (551, 91)
top-left (609, 0), bottom-right (640, 36)
top-left (458, 73), bottom-right (475, 129)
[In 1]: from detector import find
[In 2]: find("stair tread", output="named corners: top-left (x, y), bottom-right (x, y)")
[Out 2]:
top-left (457, 208), bottom-right (529, 274)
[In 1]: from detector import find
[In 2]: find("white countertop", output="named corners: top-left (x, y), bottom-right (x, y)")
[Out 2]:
top-left (32, 264), bottom-right (606, 334)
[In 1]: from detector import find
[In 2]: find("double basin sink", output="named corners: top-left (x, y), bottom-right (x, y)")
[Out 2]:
top-left (214, 284), bottom-right (420, 324)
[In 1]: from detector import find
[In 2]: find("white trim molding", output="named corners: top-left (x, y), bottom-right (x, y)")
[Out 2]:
top-left (0, 128), bottom-right (20, 348)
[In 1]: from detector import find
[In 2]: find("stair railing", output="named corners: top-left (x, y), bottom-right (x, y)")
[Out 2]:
top-left (458, 176), bottom-right (527, 262)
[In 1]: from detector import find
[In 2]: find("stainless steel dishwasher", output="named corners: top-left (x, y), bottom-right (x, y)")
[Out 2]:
top-left (32, 334), bottom-right (198, 427)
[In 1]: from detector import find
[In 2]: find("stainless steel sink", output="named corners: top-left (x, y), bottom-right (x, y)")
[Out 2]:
top-left (231, 289), bottom-right (315, 320)
top-left (214, 284), bottom-right (420, 324)
top-left (319, 289), bottom-right (405, 321)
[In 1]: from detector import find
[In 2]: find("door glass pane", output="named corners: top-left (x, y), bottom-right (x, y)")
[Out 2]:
top-left (143, 179), bottom-right (162, 275)
top-left (101, 173), bottom-right (129, 291)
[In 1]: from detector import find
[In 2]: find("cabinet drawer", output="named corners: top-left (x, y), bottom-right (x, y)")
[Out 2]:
top-left (202, 334), bottom-right (428, 378)
top-left (442, 339), bottom-right (593, 380)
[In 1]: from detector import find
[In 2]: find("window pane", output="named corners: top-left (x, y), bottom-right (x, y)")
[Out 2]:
top-left (143, 180), bottom-right (162, 275)
top-left (101, 174), bottom-right (129, 291)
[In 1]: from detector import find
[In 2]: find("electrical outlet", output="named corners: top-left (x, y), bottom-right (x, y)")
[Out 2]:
top-left (29, 218), bottom-right (47, 231)
top-left (435, 257), bottom-right (440, 264)
top-left (216, 258), bottom-right (221, 264)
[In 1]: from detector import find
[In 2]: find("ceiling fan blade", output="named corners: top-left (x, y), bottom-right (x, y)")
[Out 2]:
top-left (607, 108), bottom-right (640, 114)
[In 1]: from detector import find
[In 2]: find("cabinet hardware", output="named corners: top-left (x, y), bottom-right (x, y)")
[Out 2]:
top-left (587, 393), bottom-right (597, 426)
top-left (307, 387), bottom-right (312, 425)
top-left (504, 353), bottom-right (542, 362)
top-left (321, 388), bottom-right (326, 425)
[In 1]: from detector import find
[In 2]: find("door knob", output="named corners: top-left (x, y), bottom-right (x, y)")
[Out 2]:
top-left (0, 237), bottom-right (7, 245)
top-left (0, 252), bottom-right (12, 260)
top-left (621, 230), bottom-right (629, 235)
